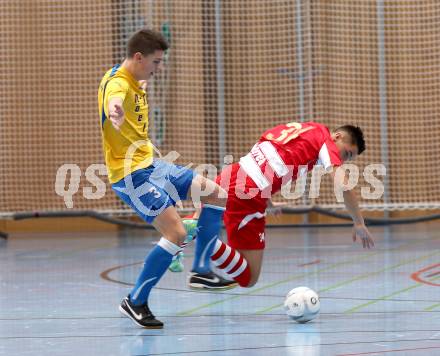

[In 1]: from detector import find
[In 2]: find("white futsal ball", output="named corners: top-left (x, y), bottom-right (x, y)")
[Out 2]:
top-left (284, 286), bottom-right (320, 323)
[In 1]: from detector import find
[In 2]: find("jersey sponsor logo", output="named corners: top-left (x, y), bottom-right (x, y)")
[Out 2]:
top-left (259, 141), bottom-right (289, 177)
top-left (239, 155), bottom-right (271, 191)
top-left (134, 93), bottom-right (147, 105)
top-left (250, 144), bottom-right (266, 166)
top-left (240, 141), bottom-right (289, 190)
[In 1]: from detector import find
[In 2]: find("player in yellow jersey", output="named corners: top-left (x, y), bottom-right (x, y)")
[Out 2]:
top-left (98, 29), bottom-right (235, 329)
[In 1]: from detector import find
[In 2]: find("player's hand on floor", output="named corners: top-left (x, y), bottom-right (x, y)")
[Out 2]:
top-left (267, 206), bottom-right (282, 221)
top-left (109, 103), bottom-right (125, 130)
top-left (266, 201), bottom-right (282, 220)
top-left (352, 223), bottom-right (374, 249)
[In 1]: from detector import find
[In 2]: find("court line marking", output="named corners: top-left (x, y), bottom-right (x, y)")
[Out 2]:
top-left (178, 237), bottom-right (439, 316)
top-left (142, 339), bottom-right (440, 356)
top-left (336, 345), bottom-right (440, 356)
top-left (255, 250), bottom-right (440, 314)
top-left (345, 273), bottom-right (440, 314)
top-left (425, 302), bottom-right (440, 311)
top-left (1, 310), bottom-right (438, 322)
top-left (101, 250), bottom-right (381, 305)
top-left (97, 236), bottom-right (439, 316)
top-left (427, 271), bottom-right (440, 278)
top-left (298, 259), bottom-right (321, 266)
top-left (100, 261), bottom-right (142, 286)
top-left (1, 310), bottom-right (439, 322)
top-left (411, 263), bottom-right (440, 287)
top-left (1, 337), bottom-right (436, 354)
top-left (2, 330), bottom-right (440, 340)
top-left (177, 251), bottom-right (379, 316)
top-left (101, 262), bottom-right (440, 305)
top-left (100, 264), bottom-right (440, 304)
top-left (5, 242), bottom-right (118, 261)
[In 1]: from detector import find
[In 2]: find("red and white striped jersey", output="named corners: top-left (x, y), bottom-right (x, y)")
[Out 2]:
top-left (238, 121), bottom-right (342, 195)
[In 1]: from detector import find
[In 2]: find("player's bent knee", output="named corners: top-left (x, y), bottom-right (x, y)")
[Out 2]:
top-left (162, 230), bottom-right (186, 246)
top-left (173, 225), bottom-right (187, 243)
top-left (156, 217), bottom-right (187, 245)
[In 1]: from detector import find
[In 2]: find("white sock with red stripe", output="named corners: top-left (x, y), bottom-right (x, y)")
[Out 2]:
top-left (210, 239), bottom-right (251, 287)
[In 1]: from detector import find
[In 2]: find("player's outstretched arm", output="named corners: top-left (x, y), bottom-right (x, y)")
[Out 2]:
top-left (343, 189), bottom-right (374, 249)
top-left (108, 97), bottom-right (125, 130)
top-left (332, 170), bottom-right (375, 249)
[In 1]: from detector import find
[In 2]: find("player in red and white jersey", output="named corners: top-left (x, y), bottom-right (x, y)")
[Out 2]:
top-left (188, 122), bottom-right (374, 290)
top-left (238, 121), bottom-right (343, 197)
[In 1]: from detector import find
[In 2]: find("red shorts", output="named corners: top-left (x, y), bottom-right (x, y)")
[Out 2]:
top-left (216, 163), bottom-right (268, 250)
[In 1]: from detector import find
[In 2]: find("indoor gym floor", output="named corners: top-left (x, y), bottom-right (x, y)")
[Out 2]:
top-left (0, 223), bottom-right (439, 355)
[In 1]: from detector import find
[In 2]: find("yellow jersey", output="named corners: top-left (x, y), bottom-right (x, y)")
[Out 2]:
top-left (98, 64), bottom-right (154, 184)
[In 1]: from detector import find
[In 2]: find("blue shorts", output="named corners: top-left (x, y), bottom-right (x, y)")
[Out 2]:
top-left (111, 159), bottom-right (195, 223)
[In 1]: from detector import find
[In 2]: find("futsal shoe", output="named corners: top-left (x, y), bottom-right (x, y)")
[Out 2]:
top-left (168, 252), bottom-right (184, 272)
top-left (119, 296), bottom-right (163, 329)
top-left (188, 271), bottom-right (238, 291)
top-left (182, 218), bottom-right (199, 241)
top-left (168, 218), bottom-right (198, 273)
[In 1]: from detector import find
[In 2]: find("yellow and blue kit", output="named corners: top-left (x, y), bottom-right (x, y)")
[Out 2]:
top-left (98, 64), bottom-right (194, 223)
top-left (98, 64), bottom-right (153, 184)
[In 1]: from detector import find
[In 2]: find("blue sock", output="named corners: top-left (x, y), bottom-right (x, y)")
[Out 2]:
top-left (191, 204), bottom-right (225, 274)
top-left (130, 237), bottom-right (180, 306)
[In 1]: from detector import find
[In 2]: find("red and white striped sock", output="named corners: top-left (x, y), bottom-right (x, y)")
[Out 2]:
top-left (210, 239), bottom-right (251, 287)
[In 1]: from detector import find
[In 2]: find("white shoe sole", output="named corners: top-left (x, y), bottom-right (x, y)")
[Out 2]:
top-left (188, 282), bottom-right (238, 291)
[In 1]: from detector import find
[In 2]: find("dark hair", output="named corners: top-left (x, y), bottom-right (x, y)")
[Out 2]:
top-left (127, 29), bottom-right (169, 57)
top-left (335, 125), bottom-right (366, 154)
